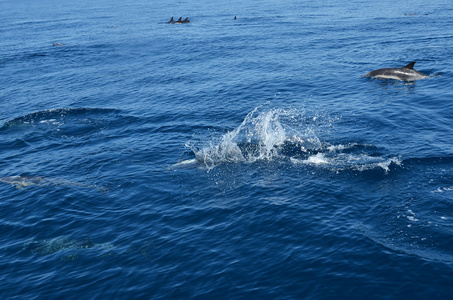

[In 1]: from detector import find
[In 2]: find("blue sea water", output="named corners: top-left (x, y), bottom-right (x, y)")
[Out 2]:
top-left (1, 0), bottom-right (453, 298)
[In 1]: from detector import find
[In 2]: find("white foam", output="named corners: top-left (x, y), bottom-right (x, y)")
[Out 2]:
top-left (433, 186), bottom-right (453, 193)
top-left (39, 119), bottom-right (58, 124)
top-left (406, 210), bottom-right (419, 222)
top-left (302, 153), bottom-right (329, 165)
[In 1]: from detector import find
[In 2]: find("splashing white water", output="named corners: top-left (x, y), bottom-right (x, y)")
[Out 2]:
top-left (182, 105), bottom-right (400, 173)
top-left (186, 106), bottom-right (322, 169)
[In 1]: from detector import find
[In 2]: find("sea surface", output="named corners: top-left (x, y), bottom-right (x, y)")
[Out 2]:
top-left (1, 0), bottom-right (453, 298)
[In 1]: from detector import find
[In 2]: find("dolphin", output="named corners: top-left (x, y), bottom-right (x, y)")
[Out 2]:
top-left (23, 237), bottom-right (97, 255)
top-left (0, 176), bottom-right (47, 189)
top-left (175, 17), bottom-right (190, 24)
top-left (364, 62), bottom-right (428, 81)
top-left (170, 158), bottom-right (200, 169)
top-left (0, 175), bottom-right (107, 191)
top-left (167, 17), bottom-right (175, 24)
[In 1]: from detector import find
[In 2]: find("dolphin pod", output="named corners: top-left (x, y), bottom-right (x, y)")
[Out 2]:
top-left (167, 17), bottom-right (190, 24)
top-left (364, 61), bottom-right (428, 81)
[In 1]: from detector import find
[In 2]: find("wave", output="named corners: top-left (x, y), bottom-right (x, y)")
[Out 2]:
top-left (182, 105), bottom-right (400, 173)
top-left (1, 107), bottom-right (122, 140)
top-left (362, 218), bottom-right (453, 263)
top-left (2, 107), bottom-right (119, 128)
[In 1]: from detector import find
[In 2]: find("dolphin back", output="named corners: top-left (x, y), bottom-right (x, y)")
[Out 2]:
top-left (364, 61), bottom-right (427, 81)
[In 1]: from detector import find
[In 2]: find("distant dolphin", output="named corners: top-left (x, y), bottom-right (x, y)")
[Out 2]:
top-left (167, 17), bottom-right (190, 24)
top-left (364, 62), bottom-right (428, 81)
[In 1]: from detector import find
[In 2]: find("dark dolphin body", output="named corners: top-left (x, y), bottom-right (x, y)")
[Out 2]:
top-left (364, 62), bottom-right (428, 81)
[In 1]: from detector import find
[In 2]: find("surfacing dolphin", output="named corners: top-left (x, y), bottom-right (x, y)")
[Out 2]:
top-left (364, 62), bottom-right (428, 81)
top-left (167, 17), bottom-right (190, 24)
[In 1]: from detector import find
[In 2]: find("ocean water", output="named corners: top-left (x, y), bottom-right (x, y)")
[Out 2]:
top-left (1, 0), bottom-right (453, 298)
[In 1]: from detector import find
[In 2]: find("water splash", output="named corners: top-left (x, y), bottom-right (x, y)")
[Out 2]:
top-left (182, 105), bottom-right (400, 173)
top-left (186, 106), bottom-right (322, 169)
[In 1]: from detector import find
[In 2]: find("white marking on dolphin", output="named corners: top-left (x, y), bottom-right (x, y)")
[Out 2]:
top-left (364, 62), bottom-right (428, 81)
top-left (169, 158), bottom-right (205, 170)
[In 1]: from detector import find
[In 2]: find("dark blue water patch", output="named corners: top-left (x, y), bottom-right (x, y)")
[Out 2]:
top-left (2, 0), bottom-right (453, 298)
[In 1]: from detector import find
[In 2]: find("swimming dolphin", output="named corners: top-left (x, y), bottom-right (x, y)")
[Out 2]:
top-left (24, 237), bottom-right (97, 255)
top-left (167, 17), bottom-right (190, 24)
top-left (364, 62), bottom-right (428, 81)
top-left (0, 175), bottom-right (107, 191)
top-left (0, 176), bottom-right (47, 189)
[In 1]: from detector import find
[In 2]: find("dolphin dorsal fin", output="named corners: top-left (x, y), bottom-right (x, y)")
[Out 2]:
top-left (403, 62), bottom-right (416, 69)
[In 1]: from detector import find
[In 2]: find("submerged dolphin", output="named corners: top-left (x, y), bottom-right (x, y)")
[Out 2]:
top-left (364, 62), bottom-right (428, 81)
top-left (0, 175), bottom-right (106, 191)
top-left (0, 176), bottom-right (47, 189)
top-left (24, 237), bottom-right (97, 255)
